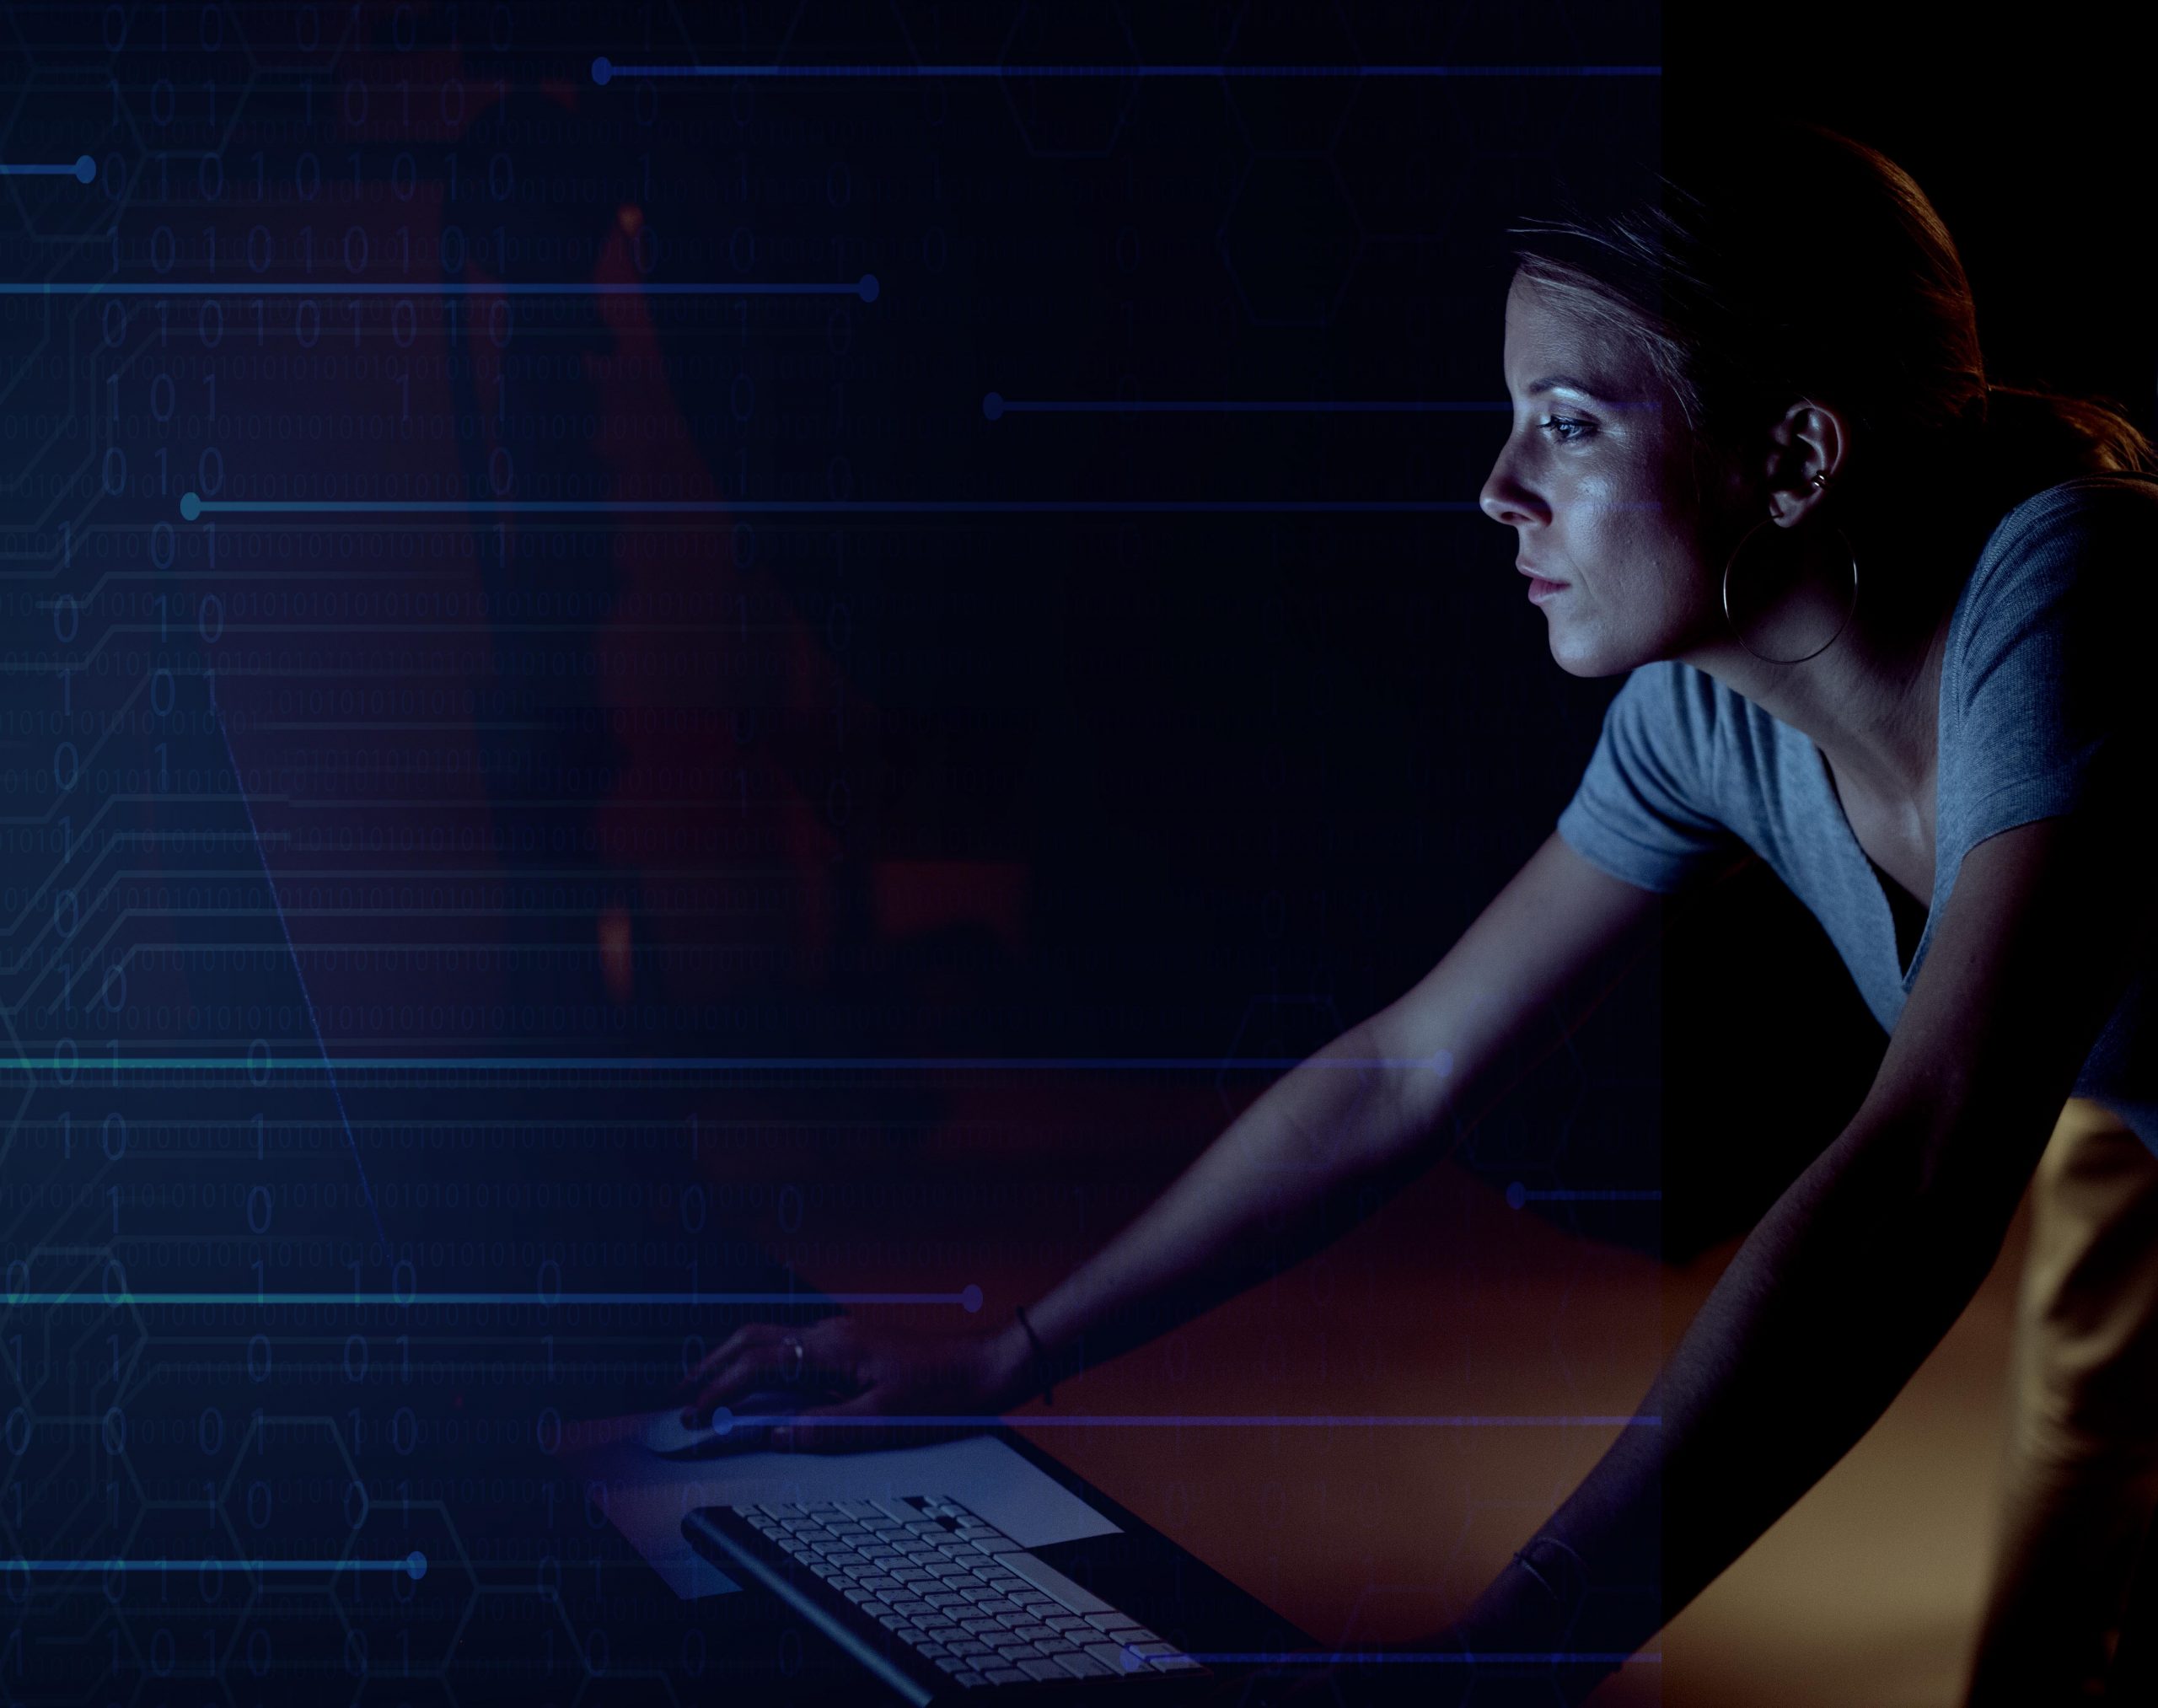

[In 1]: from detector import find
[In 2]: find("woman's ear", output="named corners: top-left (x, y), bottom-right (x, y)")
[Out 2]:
top-left (1766, 397), bottom-right (1847, 512)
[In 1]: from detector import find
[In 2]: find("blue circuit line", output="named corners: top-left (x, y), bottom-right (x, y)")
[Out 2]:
top-left (215, 706), bottom-right (387, 1247)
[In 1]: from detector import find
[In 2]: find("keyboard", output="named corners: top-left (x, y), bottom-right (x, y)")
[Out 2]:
top-left (682, 1493), bottom-right (1212, 1703)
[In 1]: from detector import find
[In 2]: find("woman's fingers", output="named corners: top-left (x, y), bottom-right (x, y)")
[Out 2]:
top-left (678, 1324), bottom-right (763, 1394)
top-left (683, 1323), bottom-right (849, 1423)
top-left (680, 1325), bottom-right (788, 1421)
top-left (679, 1319), bottom-right (848, 1396)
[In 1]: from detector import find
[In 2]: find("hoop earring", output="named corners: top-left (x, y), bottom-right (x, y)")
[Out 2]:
top-left (1720, 470), bottom-right (1860, 665)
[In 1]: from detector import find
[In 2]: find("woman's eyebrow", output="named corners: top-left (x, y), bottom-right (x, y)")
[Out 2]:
top-left (1523, 373), bottom-right (1605, 399)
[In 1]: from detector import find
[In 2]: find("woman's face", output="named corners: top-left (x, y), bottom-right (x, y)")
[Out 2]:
top-left (1479, 273), bottom-right (1734, 676)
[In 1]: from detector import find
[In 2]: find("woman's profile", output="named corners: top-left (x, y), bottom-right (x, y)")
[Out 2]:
top-left (679, 105), bottom-right (2158, 1707)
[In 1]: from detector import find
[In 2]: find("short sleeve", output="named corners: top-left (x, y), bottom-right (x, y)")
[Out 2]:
top-left (1940, 476), bottom-right (2158, 859)
top-left (1556, 660), bottom-right (1742, 894)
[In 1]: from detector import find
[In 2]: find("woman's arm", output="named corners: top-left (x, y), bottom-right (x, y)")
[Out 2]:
top-left (1445, 809), bottom-right (2149, 1700)
top-left (1001, 830), bottom-right (1668, 1401)
top-left (1445, 1106), bottom-right (1998, 1676)
top-left (684, 831), bottom-right (1670, 1433)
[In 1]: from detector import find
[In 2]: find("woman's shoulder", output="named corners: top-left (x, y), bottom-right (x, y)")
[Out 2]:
top-left (1973, 470), bottom-right (2158, 567)
top-left (1951, 470), bottom-right (2158, 631)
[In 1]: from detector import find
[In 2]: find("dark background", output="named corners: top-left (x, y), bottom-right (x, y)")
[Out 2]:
top-left (1, 3), bottom-right (2153, 1698)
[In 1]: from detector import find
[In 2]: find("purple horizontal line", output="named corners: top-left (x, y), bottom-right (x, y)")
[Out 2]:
top-left (994, 398), bottom-right (1500, 414)
top-left (1192, 1649), bottom-right (1660, 1665)
top-left (983, 395), bottom-right (1653, 417)
top-left (594, 60), bottom-right (1661, 82)
top-left (8, 1292), bottom-right (969, 1308)
top-left (6, 1051), bottom-right (1460, 1071)
top-left (182, 497), bottom-right (1477, 517)
top-left (699, 1415), bottom-right (1659, 1427)
top-left (0, 278), bottom-right (874, 298)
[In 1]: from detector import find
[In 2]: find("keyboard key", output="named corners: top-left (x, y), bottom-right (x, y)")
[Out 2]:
top-left (1000, 1552), bottom-right (1114, 1614)
top-left (701, 1496), bottom-right (1210, 1697)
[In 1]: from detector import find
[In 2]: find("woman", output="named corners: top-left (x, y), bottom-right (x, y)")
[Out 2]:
top-left (680, 110), bottom-right (2158, 1706)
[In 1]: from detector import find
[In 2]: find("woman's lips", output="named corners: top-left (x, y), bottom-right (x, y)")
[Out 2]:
top-left (1518, 564), bottom-right (1568, 603)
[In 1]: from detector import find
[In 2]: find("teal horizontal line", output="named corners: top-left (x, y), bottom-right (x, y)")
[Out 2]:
top-left (0, 157), bottom-right (96, 180)
top-left (8, 1555), bottom-right (426, 1576)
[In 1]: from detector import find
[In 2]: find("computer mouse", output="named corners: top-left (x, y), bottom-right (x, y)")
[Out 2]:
top-left (639, 1389), bottom-right (802, 1458)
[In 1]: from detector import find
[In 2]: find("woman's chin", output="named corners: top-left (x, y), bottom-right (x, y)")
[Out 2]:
top-left (1543, 624), bottom-right (1638, 681)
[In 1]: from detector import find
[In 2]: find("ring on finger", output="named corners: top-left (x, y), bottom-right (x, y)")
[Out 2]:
top-left (781, 1334), bottom-right (804, 1383)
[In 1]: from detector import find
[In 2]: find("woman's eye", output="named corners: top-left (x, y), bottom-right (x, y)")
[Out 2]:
top-left (1538, 416), bottom-right (1592, 443)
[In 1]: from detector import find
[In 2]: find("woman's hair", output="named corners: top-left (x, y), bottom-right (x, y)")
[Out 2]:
top-left (1502, 106), bottom-right (2156, 533)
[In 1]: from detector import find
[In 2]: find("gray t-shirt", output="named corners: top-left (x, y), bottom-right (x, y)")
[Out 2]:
top-left (1556, 471), bottom-right (2158, 1154)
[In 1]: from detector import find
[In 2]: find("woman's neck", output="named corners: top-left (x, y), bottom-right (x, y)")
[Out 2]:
top-left (1689, 501), bottom-right (1979, 812)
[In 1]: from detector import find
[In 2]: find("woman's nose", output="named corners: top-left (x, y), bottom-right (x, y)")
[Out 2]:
top-left (1479, 459), bottom-right (1536, 527)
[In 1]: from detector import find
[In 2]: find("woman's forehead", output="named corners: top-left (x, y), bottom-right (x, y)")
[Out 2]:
top-left (1504, 280), bottom-right (1642, 394)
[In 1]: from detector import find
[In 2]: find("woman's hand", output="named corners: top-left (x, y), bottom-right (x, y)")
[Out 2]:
top-left (676, 1314), bottom-right (1032, 1453)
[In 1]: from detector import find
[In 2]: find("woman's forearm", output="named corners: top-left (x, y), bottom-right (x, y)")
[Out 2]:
top-left (990, 1019), bottom-right (1447, 1405)
top-left (1455, 1114), bottom-right (2006, 1667)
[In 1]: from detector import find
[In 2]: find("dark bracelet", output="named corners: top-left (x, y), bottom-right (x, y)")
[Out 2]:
top-left (1013, 1304), bottom-right (1054, 1405)
top-left (1510, 1534), bottom-right (1588, 1614)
